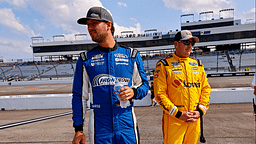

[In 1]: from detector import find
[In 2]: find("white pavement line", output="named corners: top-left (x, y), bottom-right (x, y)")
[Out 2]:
top-left (0, 111), bottom-right (72, 130)
top-left (231, 83), bottom-right (248, 84)
top-left (242, 113), bottom-right (254, 116)
top-left (36, 89), bottom-right (55, 91)
top-left (38, 86), bottom-right (50, 87)
top-left (50, 85), bottom-right (67, 87)
top-left (6, 87), bottom-right (24, 89)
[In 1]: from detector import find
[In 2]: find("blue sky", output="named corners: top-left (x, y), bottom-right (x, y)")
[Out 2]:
top-left (0, 0), bottom-right (255, 61)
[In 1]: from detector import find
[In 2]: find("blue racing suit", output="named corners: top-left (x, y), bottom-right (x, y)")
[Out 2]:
top-left (72, 43), bottom-right (149, 144)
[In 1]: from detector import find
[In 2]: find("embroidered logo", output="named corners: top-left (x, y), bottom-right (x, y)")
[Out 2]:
top-left (93, 74), bottom-right (130, 87)
top-left (172, 79), bottom-right (182, 88)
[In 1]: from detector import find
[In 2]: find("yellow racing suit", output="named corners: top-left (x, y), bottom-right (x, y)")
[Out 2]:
top-left (153, 53), bottom-right (211, 144)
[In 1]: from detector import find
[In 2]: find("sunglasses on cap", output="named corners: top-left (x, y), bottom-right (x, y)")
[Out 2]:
top-left (179, 40), bottom-right (195, 47)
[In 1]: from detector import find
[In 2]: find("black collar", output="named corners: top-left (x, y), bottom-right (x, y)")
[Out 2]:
top-left (97, 42), bottom-right (118, 52)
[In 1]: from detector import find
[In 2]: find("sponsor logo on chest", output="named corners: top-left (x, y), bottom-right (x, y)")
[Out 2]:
top-left (114, 53), bottom-right (129, 65)
top-left (189, 62), bottom-right (197, 66)
top-left (171, 62), bottom-right (180, 66)
top-left (91, 54), bottom-right (105, 66)
top-left (183, 80), bottom-right (201, 88)
top-left (92, 54), bottom-right (103, 59)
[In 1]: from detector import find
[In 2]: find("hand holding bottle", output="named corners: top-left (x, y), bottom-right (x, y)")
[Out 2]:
top-left (114, 81), bottom-right (131, 108)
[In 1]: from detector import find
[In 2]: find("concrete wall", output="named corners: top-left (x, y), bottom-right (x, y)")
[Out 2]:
top-left (210, 87), bottom-right (254, 103)
top-left (0, 92), bottom-right (151, 110)
top-left (0, 79), bottom-right (72, 86)
top-left (0, 88), bottom-right (254, 110)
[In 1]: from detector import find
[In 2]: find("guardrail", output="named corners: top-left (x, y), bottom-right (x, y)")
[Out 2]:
top-left (207, 71), bottom-right (255, 77)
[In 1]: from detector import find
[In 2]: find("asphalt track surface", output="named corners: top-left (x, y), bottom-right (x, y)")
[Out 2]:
top-left (0, 104), bottom-right (254, 144)
top-left (0, 76), bottom-right (255, 143)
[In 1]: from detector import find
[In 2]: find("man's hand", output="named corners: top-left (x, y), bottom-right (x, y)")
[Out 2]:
top-left (185, 111), bottom-right (200, 123)
top-left (179, 111), bottom-right (192, 122)
top-left (179, 111), bottom-right (200, 123)
top-left (117, 86), bottom-right (134, 101)
top-left (72, 131), bottom-right (85, 144)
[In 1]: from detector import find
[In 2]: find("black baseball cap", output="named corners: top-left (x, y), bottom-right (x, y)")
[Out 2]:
top-left (175, 30), bottom-right (199, 43)
top-left (77, 7), bottom-right (113, 25)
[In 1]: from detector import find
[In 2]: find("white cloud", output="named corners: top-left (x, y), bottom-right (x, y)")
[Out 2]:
top-left (130, 18), bottom-right (137, 21)
top-left (1, 0), bottom-right (28, 8)
top-left (26, 0), bottom-right (103, 35)
top-left (34, 19), bottom-right (45, 30)
top-left (0, 37), bottom-right (33, 59)
top-left (118, 2), bottom-right (127, 7)
top-left (114, 22), bottom-right (143, 36)
top-left (24, 0), bottom-right (139, 41)
top-left (240, 8), bottom-right (256, 23)
top-left (162, 0), bottom-right (235, 17)
top-left (0, 8), bottom-right (35, 37)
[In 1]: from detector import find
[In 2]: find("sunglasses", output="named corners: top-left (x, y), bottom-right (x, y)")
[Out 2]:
top-left (179, 40), bottom-right (195, 47)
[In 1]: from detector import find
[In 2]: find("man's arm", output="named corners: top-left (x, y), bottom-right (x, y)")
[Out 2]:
top-left (198, 64), bottom-right (211, 116)
top-left (72, 57), bottom-right (90, 143)
top-left (72, 57), bottom-right (85, 131)
top-left (130, 52), bottom-right (149, 100)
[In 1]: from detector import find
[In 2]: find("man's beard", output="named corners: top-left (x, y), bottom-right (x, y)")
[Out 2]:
top-left (91, 33), bottom-right (108, 43)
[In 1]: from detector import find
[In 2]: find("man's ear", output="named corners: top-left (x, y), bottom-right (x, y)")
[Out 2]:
top-left (106, 21), bottom-right (112, 30)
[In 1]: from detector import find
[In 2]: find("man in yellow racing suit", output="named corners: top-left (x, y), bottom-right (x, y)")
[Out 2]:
top-left (153, 30), bottom-right (211, 144)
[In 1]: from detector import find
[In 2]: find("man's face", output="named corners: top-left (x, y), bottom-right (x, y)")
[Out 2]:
top-left (174, 39), bottom-right (193, 58)
top-left (87, 20), bottom-right (109, 43)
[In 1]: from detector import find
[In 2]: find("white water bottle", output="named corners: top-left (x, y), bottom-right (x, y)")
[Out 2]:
top-left (114, 81), bottom-right (130, 108)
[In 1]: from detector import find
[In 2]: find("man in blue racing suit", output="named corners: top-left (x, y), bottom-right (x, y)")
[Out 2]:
top-left (72, 7), bottom-right (149, 144)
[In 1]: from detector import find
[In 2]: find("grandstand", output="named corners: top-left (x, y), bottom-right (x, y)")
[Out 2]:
top-left (0, 48), bottom-right (255, 82)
